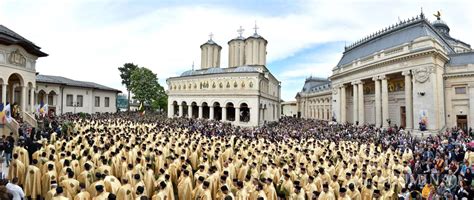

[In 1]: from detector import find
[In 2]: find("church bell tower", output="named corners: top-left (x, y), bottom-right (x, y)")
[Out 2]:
top-left (228, 26), bottom-right (246, 67)
top-left (200, 33), bottom-right (222, 69)
top-left (244, 23), bottom-right (267, 66)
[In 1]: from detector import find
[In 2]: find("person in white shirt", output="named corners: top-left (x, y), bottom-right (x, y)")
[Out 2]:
top-left (6, 177), bottom-right (25, 200)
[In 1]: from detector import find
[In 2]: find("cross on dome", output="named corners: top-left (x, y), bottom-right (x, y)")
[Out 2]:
top-left (209, 32), bottom-right (214, 41)
top-left (253, 21), bottom-right (259, 34)
top-left (237, 26), bottom-right (244, 37)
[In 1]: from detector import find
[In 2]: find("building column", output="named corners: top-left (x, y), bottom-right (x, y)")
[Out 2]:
top-left (198, 106), bottom-right (203, 119)
top-left (373, 77), bottom-right (381, 128)
top-left (210, 106), bottom-right (214, 120)
top-left (11, 85), bottom-right (16, 103)
top-left (403, 70), bottom-right (413, 130)
top-left (320, 106), bottom-right (324, 120)
top-left (178, 105), bottom-right (183, 117)
top-left (235, 107), bottom-right (240, 122)
top-left (315, 105), bottom-right (318, 119)
top-left (352, 82), bottom-right (358, 124)
top-left (381, 75), bottom-right (389, 128)
top-left (29, 87), bottom-right (35, 113)
top-left (188, 105), bottom-right (192, 118)
top-left (1, 84), bottom-right (6, 104)
top-left (222, 106), bottom-right (227, 121)
top-left (45, 94), bottom-right (49, 105)
top-left (21, 86), bottom-right (27, 112)
top-left (167, 103), bottom-right (172, 117)
top-left (358, 81), bottom-right (365, 125)
top-left (322, 105), bottom-right (326, 120)
top-left (340, 85), bottom-right (347, 123)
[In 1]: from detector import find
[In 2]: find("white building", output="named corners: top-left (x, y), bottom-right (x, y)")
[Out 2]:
top-left (0, 24), bottom-right (119, 136)
top-left (281, 101), bottom-right (297, 117)
top-left (295, 77), bottom-right (332, 120)
top-left (167, 27), bottom-right (281, 126)
top-left (36, 75), bottom-right (120, 115)
top-left (296, 12), bottom-right (474, 135)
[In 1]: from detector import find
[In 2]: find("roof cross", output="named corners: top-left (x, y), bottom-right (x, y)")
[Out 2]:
top-left (209, 32), bottom-right (213, 41)
top-left (237, 26), bottom-right (244, 37)
top-left (253, 21), bottom-right (259, 34)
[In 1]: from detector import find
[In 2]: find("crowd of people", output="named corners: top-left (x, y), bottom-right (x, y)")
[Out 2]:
top-left (0, 112), bottom-right (473, 199)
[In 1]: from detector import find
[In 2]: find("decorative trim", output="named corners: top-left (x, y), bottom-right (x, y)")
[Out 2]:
top-left (8, 49), bottom-right (26, 67)
top-left (414, 66), bottom-right (433, 83)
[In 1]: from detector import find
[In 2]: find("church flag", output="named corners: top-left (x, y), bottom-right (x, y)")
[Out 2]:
top-left (40, 104), bottom-right (48, 117)
top-left (36, 104), bottom-right (41, 114)
top-left (4, 104), bottom-right (12, 123)
top-left (0, 103), bottom-right (5, 123)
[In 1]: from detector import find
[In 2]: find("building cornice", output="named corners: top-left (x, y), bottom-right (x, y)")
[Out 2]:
top-left (330, 47), bottom-right (448, 80)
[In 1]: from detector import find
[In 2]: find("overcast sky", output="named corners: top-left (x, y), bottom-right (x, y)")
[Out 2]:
top-left (1, 0), bottom-right (473, 101)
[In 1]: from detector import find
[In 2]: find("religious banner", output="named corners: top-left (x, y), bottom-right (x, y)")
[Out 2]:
top-left (36, 103), bottom-right (48, 117)
top-left (419, 110), bottom-right (428, 131)
top-left (4, 103), bottom-right (12, 123)
top-left (0, 103), bottom-right (5, 123)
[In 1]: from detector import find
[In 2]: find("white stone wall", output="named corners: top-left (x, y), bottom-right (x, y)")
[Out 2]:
top-left (168, 95), bottom-right (260, 126)
top-left (0, 44), bottom-right (38, 113)
top-left (296, 90), bottom-right (332, 120)
top-left (36, 83), bottom-right (118, 114)
top-left (282, 102), bottom-right (297, 117)
top-left (167, 68), bottom-right (280, 126)
top-left (444, 63), bottom-right (474, 129)
top-left (330, 37), bottom-right (449, 131)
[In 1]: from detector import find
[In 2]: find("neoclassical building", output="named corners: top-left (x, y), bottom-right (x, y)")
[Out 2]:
top-left (167, 28), bottom-right (281, 126)
top-left (297, 12), bottom-right (474, 133)
top-left (1, 24), bottom-right (119, 135)
top-left (295, 77), bottom-right (332, 120)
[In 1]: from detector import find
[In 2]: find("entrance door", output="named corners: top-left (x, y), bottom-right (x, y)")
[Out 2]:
top-left (457, 115), bottom-right (468, 132)
top-left (400, 106), bottom-right (406, 129)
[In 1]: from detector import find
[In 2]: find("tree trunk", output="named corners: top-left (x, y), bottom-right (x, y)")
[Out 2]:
top-left (127, 90), bottom-right (131, 111)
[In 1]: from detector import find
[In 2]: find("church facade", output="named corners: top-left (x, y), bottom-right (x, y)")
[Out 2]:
top-left (167, 28), bottom-right (281, 126)
top-left (296, 12), bottom-right (474, 133)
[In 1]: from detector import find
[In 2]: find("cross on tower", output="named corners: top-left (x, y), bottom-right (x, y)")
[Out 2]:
top-left (209, 32), bottom-right (214, 41)
top-left (253, 21), bottom-right (259, 34)
top-left (237, 26), bottom-right (244, 37)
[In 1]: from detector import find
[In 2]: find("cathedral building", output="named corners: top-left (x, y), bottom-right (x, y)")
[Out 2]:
top-left (296, 12), bottom-right (474, 134)
top-left (167, 27), bottom-right (281, 126)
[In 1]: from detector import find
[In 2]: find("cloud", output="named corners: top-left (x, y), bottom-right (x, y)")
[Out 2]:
top-left (0, 0), bottom-right (473, 102)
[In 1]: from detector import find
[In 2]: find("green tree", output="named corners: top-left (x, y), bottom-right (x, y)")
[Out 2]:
top-left (118, 63), bottom-right (138, 111)
top-left (130, 67), bottom-right (167, 112)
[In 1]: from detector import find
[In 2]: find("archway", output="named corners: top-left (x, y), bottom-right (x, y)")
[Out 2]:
top-left (37, 90), bottom-right (46, 105)
top-left (240, 103), bottom-right (250, 122)
top-left (172, 101), bottom-right (178, 116)
top-left (226, 102), bottom-right (235, 121)
top-left (181, 101), bottom-right (188, 117)
top-left (7, 73), bottom-right (24, 105)
top-left (48, 90), bottom-right (57, 105)
top-left (213, 102), bottom-right (222, 121)
top-left (202, 102), bottom-right (210, 119)
top-left (191, 102), bottom-right (198, 118)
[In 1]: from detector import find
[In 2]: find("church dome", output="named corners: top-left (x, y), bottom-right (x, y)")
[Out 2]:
top-left (234, 66), bottom-right (258, 72)
top-left (206, 67), bottom-right (225, 74)
top-left (181, 70), bottom-right (198, 76)
top-left (432, 19), bottom-right (450, 35)
top-left (200, 38), bottom-right (222, 48)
